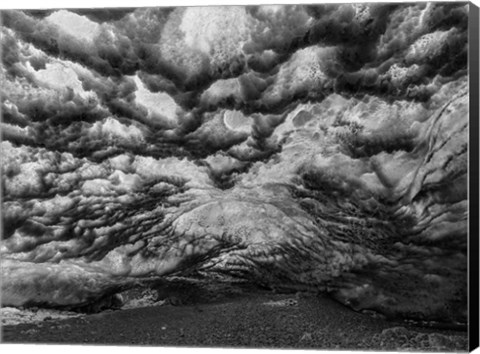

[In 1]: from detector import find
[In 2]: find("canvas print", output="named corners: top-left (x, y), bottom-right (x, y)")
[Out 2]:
top-left (0, 2), bottom-right (477, 351)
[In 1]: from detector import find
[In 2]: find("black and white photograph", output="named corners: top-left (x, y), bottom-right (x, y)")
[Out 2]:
top-left (0, 0), bottom-right (479, 352)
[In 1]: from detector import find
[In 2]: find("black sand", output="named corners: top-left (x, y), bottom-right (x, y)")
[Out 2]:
top-left (1, 287), bottom-right (468, 351)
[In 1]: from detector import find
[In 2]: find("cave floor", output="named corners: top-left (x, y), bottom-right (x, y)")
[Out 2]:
top-left (1, 286), bottom-right (467, 351)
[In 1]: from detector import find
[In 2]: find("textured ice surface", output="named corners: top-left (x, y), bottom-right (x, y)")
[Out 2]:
top-left (0, 3), bottom-right (469, 324)
top-left (0, 307), bottom-right (82, 326)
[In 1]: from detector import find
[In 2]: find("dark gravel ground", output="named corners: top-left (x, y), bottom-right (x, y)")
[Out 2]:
top-left (1, 285), bottom-right (468, 351)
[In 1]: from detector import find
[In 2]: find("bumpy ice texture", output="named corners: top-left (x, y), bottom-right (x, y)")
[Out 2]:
top-left (0, 3), bottom-right (469, 323)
